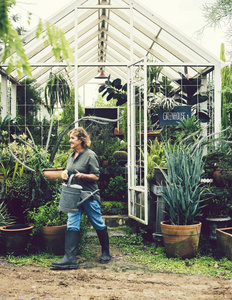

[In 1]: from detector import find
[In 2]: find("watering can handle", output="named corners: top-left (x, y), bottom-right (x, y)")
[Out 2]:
top-left (76, 189), bottom-right (100, 207)
top-left (67, 174), bottom-right (75, 187)
top-left (67, 174), bottom-right (100, 207)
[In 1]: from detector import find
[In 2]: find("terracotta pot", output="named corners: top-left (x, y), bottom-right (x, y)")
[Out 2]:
top-left (138, 131), bottom-right (161, 141)
top-left (114, 127), bottom-right (119, 134)
top-left (161, 221), bottom-right (202, 259)
top-left (216, 227), bottom-right (232, 260)
top-left (43, 168), bottom-right (64, 181)
top-left (101, 160), bottom-right (109, 167)
top-left (41, 224), bottom-right (67, 255)
top-left (0, 224), bottom-right (34, 255)
top-left (213, 168), bottom-right (232, 186)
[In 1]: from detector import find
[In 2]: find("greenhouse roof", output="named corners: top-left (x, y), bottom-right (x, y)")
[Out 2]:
top-left (1, 0), bottom-right (222, 89)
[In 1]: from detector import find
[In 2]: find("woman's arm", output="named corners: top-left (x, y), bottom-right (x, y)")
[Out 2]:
top-left (74, 170), bottom-right (99, 182)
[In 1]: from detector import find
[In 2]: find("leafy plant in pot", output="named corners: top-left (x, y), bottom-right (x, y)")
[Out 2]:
top-left (203, 184), bottom-right (232, 242)
top-left (27, 193), bottom-right (68, 255)
top-left (160, 142), bottom-right (205, 259)
top-left (0, 200), bottom-right (33, 256)
top-left (146, 138), bottom-right (167, 186)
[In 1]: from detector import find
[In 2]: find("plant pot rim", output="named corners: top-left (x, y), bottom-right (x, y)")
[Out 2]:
top-left (42, 224), bottom-right (67, 229)
top-left (0, 224), bottom-right (34, 232)
top-left (43, 167), bottom-right (64, 171)
top-left (206, 216), bottom-right (231, 222)
top-left (161, 220), bottom-right (202, 227)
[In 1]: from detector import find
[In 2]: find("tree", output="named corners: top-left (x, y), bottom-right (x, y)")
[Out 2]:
top-left (220, 43), bottom-right (232, 129)
top-left (202, 0), bottom-right (232, 57)
top-left (0, 0), bottom-right (74, 77)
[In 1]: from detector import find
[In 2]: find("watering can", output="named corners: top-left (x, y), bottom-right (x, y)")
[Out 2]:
top-left (59, 174), bottom-right (100, 213)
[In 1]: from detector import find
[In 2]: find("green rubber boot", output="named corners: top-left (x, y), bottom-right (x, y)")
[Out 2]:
top-left (51, 230), bottom-right (80, 269)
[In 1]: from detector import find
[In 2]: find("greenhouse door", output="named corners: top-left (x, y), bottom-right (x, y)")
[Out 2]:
top-left (127, 58), bottom-right (148, 225)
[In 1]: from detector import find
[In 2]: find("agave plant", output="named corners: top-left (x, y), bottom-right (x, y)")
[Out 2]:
top-left (161, 142), bottom-right (205, 225)
top-left (0, 201), bottom-right (15, 226)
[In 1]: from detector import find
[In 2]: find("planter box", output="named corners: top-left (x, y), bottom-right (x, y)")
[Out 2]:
top-left (216, 227), bottom-right (232, 260)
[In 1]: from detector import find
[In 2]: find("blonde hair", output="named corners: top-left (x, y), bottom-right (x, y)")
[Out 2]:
top-left (69, 127), bottom-right (91, 149)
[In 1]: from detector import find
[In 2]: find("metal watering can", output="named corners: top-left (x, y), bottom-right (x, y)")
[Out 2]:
top-left (59, 174), bottom-right (100, 213)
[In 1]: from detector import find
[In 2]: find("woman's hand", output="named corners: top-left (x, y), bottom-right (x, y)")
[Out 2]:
top-left (74, 170), bottom-right (83, 180)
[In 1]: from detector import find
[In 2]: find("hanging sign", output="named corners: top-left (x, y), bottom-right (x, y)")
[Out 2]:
top-left (159, 105), bottom-right (191, 126)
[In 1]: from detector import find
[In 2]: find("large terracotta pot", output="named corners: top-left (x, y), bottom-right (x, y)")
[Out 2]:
top-left (216, 227), bottom-right (232, 260)
top-left (43, 168), bottom-right (64, 181)
top-left (0, 224), bottom-right (34, 255)
top-left (161, 221), bottom-right (202, 259)
top-left (41, 224), bottom-right (67, 255)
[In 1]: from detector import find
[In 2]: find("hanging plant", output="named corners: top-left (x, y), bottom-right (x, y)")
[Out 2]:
top-left (45, 72), bottom-right (70, 115)
top-left (44, 72), bottom-right (71, 154)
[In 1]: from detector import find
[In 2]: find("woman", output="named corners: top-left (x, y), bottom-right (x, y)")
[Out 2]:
top-left (52, 127), bottom-right (111, 269)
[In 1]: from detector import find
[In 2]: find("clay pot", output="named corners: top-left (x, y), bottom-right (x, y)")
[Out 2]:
top-left (213, 168), bottom-right (232, 187)
top-left (161, 221), bottom-right (201, 259)
top-left (43, 168), bottom-right (64, 181)
top-left (41, 224), bottom-right (67, 255)
top-left (114, 127), bottom-right (119, 134)
top-left (138, 131), bottom-right (161, 141)
top-left (0, 224), bottom-right (34, 255)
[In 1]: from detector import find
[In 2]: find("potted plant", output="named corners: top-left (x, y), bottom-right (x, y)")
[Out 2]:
top-left (0, 196), bottom-right (34, 256)
top-left (27, 193), bottom-right (68, 255)
top-left (113, 150), bottom-right (127, 167)
top-left (203, 185), bottom-right (232, 242)
top-left (203, 151), bottom-right (232, 187)
top-left (105, 175), bottom-right (128, 203)
top-left (160, 142), bottom-right (205, 259)
top-left (146, 138), bottom-right (167, 186)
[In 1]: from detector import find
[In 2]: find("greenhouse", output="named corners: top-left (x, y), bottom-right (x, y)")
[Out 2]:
top-left (0, 0), bottom-right (224, 223)
top-left (1, 1), bottom-right (232, 293)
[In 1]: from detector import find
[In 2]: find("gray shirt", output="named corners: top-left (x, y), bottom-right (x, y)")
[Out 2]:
top-left (66, 148), bottom-right (101, 202)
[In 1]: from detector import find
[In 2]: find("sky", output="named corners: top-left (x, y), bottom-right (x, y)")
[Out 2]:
top-left (14, 0), bottom-right (228, 59)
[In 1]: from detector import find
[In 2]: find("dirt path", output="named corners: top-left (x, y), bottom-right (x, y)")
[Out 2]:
top-left (0, 244), bottom-right (232, 300)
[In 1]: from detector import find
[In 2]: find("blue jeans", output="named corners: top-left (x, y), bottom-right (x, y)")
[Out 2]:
top-left (67, 200), bottom-right (106, 231)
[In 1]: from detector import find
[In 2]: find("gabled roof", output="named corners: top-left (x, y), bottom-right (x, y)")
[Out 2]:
top-left (4, 0), bottom-right (223, 89)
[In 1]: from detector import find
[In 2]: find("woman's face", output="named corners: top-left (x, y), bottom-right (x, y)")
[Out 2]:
top-left (69, 133), bottom-right (82, 150)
